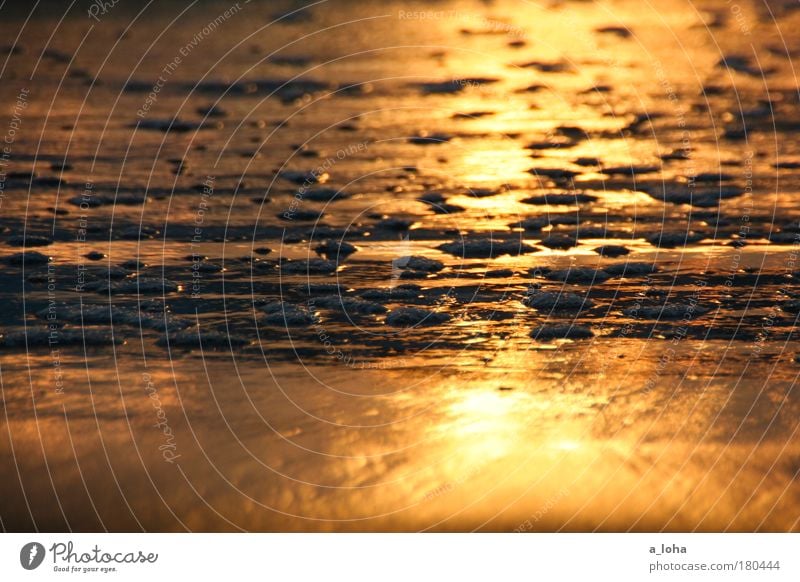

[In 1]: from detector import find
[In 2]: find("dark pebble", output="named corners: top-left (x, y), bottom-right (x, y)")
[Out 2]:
top-left (261, 303), bottom-right (318, 326)
top-left (386, 307), bottom-right (451, 327)
top-left (573, 157), bottom-right (601, 166)
top-left (6, 235), bottom-right (52, 247)
top-left (360, 285), bottom-right (422, 302)
top-left (546, 267), bottom-right (610, 284)
top-left (280, 259), bottom-right (337, 275)
top-left (646, 231), bottom-right (704, 248)
top-left (278, 209), bottom-right (324, 221)
top-left (530, 324), bottom-right (594, 340)
top-left (601, 165), bottom-right (659, 176)
top-left (302, 187), bottom-right (348, 202)
top-left (85, 251), bottom-right (106, 261)
top-left (523, 291), bottom-right (594, 312)
top-left (539, 234), bottom-right (578, 250)
top-left (528, 167), bottom-right (580, 179)
top-left (376, 217), bottom-right (414, 231)
top-left (408, 132), bottom-right (453, 145)
top-left (594, 245), bottom-right (630, 257)
top-left (159, 330), bottom-right (249, 348)
top-left (278, 170), bottom-right (326, 185)
top-left (314, 240), bottom-right (357, 260)
top-left (5, 251), bottom-right (51, 265)
top-left (93, 278), bottom-right (180, 295)
top-left (595, 26), bottom-right (632, 38)
top-left (438, 238), bottom-right (537, 258)
top-left (604, 261), bottom-right (658, 276)
top-left (623, 303), bottom-right (709, 319)
top-left (2, 329), bottom-right (121, 348)
top-left (311, 296), bottom-right (387, 315)
top-left (394, 256), bottom-right (444, 272)
top-left (521, 193), bottom-right (597, 205)
top-left (197, 104), bottom-right (227, 118)
top-left (121, 259), bottom-right (146, 270)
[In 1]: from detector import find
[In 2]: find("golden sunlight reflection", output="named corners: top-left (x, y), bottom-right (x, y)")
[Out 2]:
top-left (438, 383), bottom-right (596, 468)
top-left (451, 141), bottom-right (532, 185)
top-left (1, 0), bottom-right (800, 534)
top-left (446, 391), bottom-right (520, 449)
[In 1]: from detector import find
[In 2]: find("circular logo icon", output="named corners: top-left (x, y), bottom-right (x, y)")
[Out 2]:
top-left (19, 542), bottom-right (45, 570)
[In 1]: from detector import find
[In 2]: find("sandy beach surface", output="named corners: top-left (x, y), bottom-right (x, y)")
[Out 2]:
top-left (1, 0), bottom-right (799, 531)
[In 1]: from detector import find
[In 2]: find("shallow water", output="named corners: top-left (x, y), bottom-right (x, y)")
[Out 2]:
top-left (1, 0), bottom-right (800, 531)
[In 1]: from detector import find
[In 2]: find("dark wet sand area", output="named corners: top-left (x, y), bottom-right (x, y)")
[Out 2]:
top-left (1, 0), bottom-right (800, 531)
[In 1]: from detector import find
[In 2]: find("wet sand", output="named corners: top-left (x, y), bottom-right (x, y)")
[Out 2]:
top-left (1, 0), bottom-right (800, 531)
